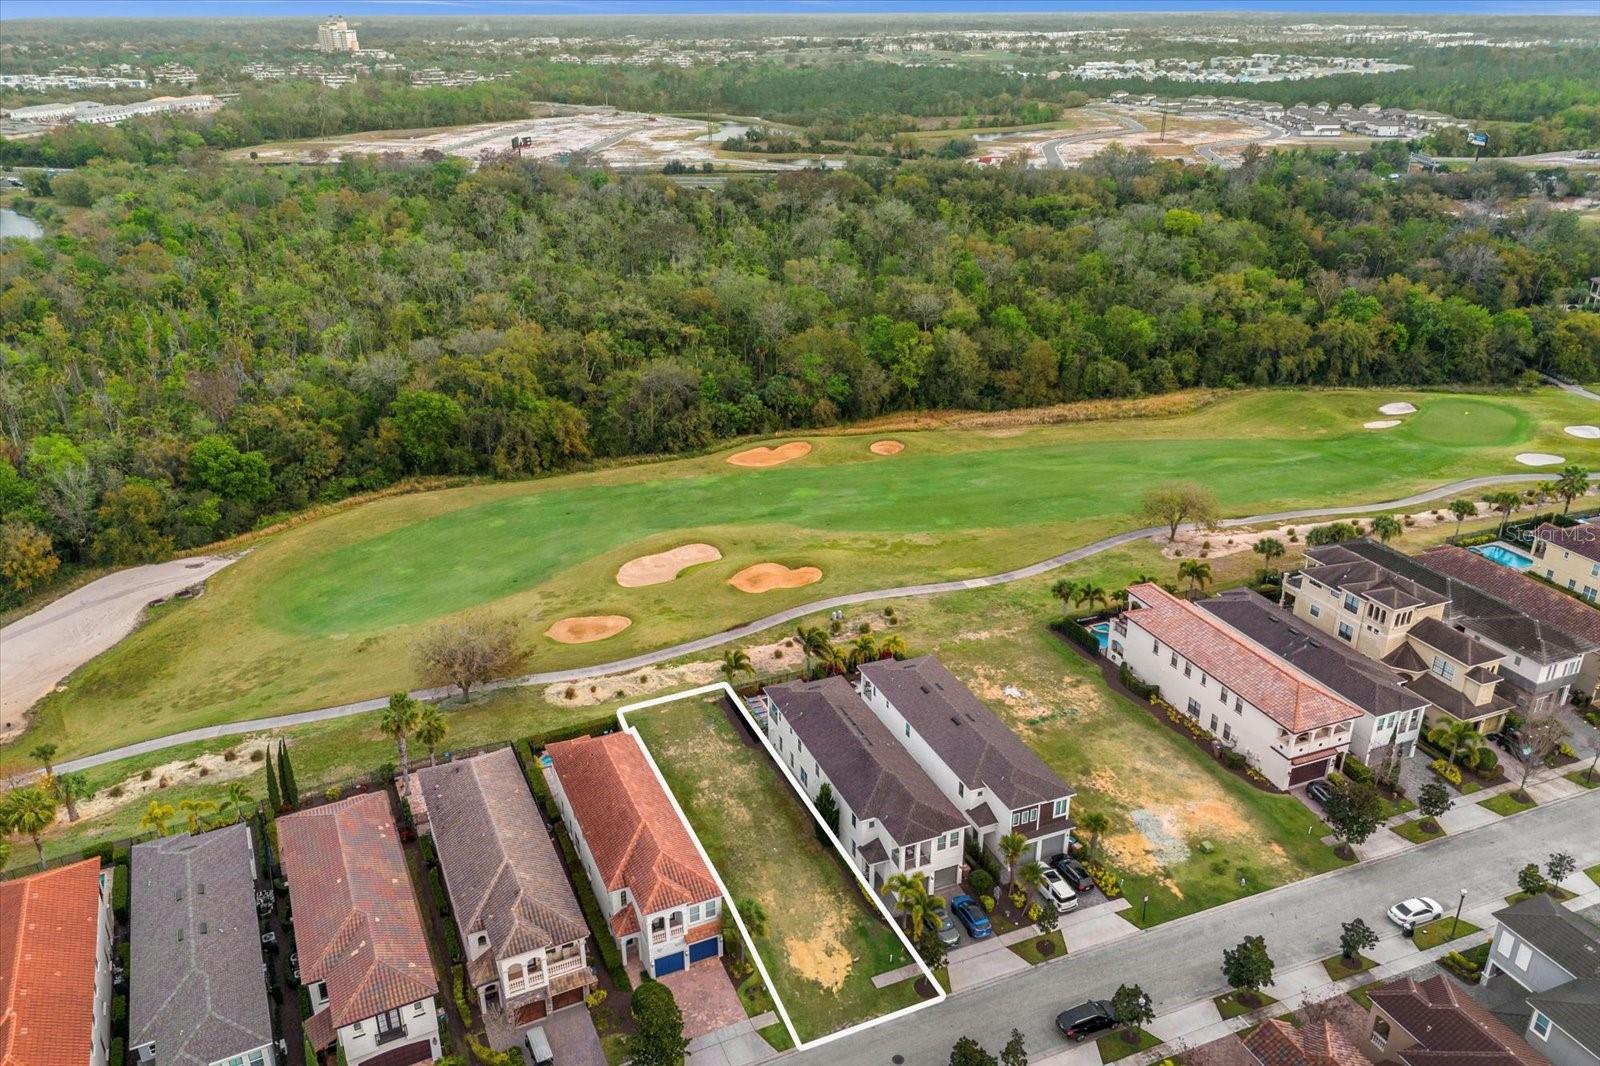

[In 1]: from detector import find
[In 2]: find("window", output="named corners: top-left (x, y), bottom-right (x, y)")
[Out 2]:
top-left (851, 812), bottom-right (857, 828)
top-left (688, 903), bottom-right (701, 923)
top-left (1184, 663), bottom-right (1192, 678)
top-left (1309, 603), bottom-right (1321, 618)
top-left (799, 768), bottom-right (808, 786)
top-left (904, 722), bottom-right (911, 738)
top-left (705, 899), bottom-right (718, 918)
top-left (957, 782), bottom-right (964, 798)
top-left (1515, 943), bottom-right (1533, 969)
top-left (351, 1022), bottom-right (364, 1036)
top-left (1052, 798), bottom-right (1068, 818)
top-left (413, 1003), bottom-right (426, 1017)
top-left (1012, 808), bottom-right (1036, 827)
top-left (1186, 697), bottom-right (1201, 717)
top-left (1344, 593), bottom-right (1359, 613)
top-left (1170, 653), bottom-right (1178, 668)
top-left (1209, 714), bottom-right (1219, 732)
top-left (1222, 723), bottom-right (1233, 742)
top-left (1431, 656), bottom-right (1455, 681)
top-left (1497, 933), bottom-right (1516, 958)
top-left (1371, 1019), bottom-right (1390, 1050)
top-left (1532, 1011), bottom-right (1551, 1039)
top-left (1152, 639), bottom-right (1159, 653)
top-left (1219, 686), bottom-right (1229, 704)
top-left (1338, 622), bottom-right (1354, 641)
top-left (1234, 697), bottom-right (1244, 715)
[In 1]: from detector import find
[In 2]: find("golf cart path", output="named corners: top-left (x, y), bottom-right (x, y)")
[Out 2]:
top-left (51, 469), bottom-right (1567, 775)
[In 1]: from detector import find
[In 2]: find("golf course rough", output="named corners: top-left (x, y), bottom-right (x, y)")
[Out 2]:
top-left (7, 389), bottom-right (1598, 775)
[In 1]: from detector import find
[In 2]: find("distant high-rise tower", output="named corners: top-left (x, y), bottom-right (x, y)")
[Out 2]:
top-left (317, 16), bottom-right (359, 53)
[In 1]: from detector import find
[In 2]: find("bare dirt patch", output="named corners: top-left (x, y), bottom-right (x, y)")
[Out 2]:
top-left (545, 614), bottom-right (632, 644)
top-left (728, 563), bottom-right (823, 593)
top-left (869, 440), bottom-right (905, 456)
top-left (616, 543), bottom-right (722, 588)
top-left (784, 910), bottom-right (854, 992)
top-left (1161, 501), bottom-right (1484, 561)
top-left (69, 737), bottom-right (274, 825)
top-left (726, 441), bottom-right (812, 468)
top-left (542, 636), bottom-right (807, 706)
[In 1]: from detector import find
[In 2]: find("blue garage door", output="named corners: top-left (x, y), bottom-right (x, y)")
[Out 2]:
top-left (653, 950), bottom-right (686, 977)
top-left (688, 936), bottom-right (720, 963)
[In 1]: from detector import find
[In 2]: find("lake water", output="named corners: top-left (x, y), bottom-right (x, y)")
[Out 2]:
top-left (0, 209), bottom-right (44, 240)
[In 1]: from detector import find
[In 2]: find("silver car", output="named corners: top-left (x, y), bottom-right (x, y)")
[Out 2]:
top-left (935, 909), bottom-right (961, 946)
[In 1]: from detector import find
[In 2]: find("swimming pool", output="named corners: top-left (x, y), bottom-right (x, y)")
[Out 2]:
top-left (1470, 542), bottom-right (1534, 571)
top-left (1090, 622), bottom-right (1111, 652)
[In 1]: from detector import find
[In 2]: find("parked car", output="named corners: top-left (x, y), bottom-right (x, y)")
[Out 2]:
top-left (1056, 1000), bottom-right (1117, 1041)
top-left (950, 894), bottom-right (993, 939)
top-left (525, 1026), bottom-right (554, 1066)
top-left (1306, 779), bottom-right (1335, 807)
top-left (1387, 896), bottom-right (1443, 931)
top-left (1051, 855), bottom-right (1095, 893)
top-left (1040, 867), bottom-right (1079, 911)
top-left (1490, 727), bottom-right (1532, 759)
top-left (935, 909), bottom-right (960, 947)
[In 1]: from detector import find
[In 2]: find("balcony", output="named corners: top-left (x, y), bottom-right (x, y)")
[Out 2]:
top-left (374, 1021), bottom-right (408, 1047)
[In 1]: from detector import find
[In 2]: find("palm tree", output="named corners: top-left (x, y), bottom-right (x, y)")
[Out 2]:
top-left (0, 836), bottom-right (10, 872)
top-left (1556, 465), bottom-right (1591, 515)
top-left (178, 798), bottom-right (218, 834)
top-left (53, 772), bottom-right (94, 823)
top-left (2, 786), bottom-right (58, 865)
top-left (414, 706), bottom-right (449, 768)
top-left (28, 743), bottom-right (57, 778)
top-left (1079, 811), bottom-right (1111, 863)
top-left (1074, 584), bottom-right (1109, 612)
top-left (998, 831), bottom-right (1028, 887)
top-left (848, 634), bottom-right (878, 670)
top-left (1483, 490), bottom-right (1522, 538)
top-left (1449, 498), bottom-right (1477, 540)
top-left (224, 781), bottom-right (252, 822)
top-left (877, 633), bottom-right (908, 661)
top-left (1252, 537), bottom-right (1286, 574)
top-left (730, 898), bottom-right (767, 963)
top-left (1439, 718), bottom-right (1486, 768)
top-left (884, 874), bottom-right (945, 940)
top-left (381, 692), bottom-right (422, 783)
top-left (1177, 559), bottom-right (1213, 600)
top-left (1017, 860), bottom-right (1048, 901)
top-left (720, 648), bottom-right (754, 686)
top-left (796, 626), bottom-right (832, 678)
top-left (1369, 514), bottom-right (1402, 543)
top-left (1051, 578), bottom-right (1082, 614)
top-left (139, 799), bottom-right (176, 838)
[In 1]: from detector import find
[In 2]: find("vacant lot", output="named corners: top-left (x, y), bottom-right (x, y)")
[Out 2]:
top-left (628, 695), bottom-right (922, 1042)
top-left (5, 387), bottom-right (1591, 776)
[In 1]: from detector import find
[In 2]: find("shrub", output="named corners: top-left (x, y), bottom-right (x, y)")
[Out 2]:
top-left (112, 862), bottom-right (130, 920)
top-left (1056, 617), bottom-right (1100, 655)
top-left (430, 868), bottom-right (452, 916)
top-left (979, 894), bottom-right (995, 913)
top-left (1475, 747), bottom-right (1499, 774)
top-left (250, 749), bottom-right (265, 762)
top-left (1343, 756), bottom-right (1373, 784)
top-left (1430, 758), bottom-right (1462, 786)
top-left (1083, 860), bottom-right (1124, 898)
top-left (1441, 950), bottom-right (1483, 983)
top-left (1219, 749), bottom-right (1247, 771)
top-left (109, 1039), bottom-right (124, 1066)
top-left (112, 994), bottom-right (126, 1026)
top-left (969, 868), bottom-right (995, 896)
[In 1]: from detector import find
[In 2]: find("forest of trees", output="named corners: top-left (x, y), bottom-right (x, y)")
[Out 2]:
top-left (1, 141), bottom-right (1599, 607)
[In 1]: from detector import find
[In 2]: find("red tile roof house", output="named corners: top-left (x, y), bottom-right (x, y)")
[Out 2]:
top-left (1243, 1017), bottom-right (1367, 1065)
top-left (545, 732), bottom-right (724, 980)
top-left (0, 858), bottom-right (115, 1066)
top-left (1365, 974), bottom-right (1550, 1065)
top-left (277, 792), bottom-right (442, 1066)
top-left (1109, 583), bottom-right (1362, 789)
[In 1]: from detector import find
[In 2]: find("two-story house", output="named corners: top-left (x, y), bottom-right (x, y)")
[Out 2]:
top-left (1365, 974), bottom-right (1549, 1065)
top-left (1530, 523), bottom-right (1600, 603)
top-left (1484, 893), bottom-right (1600, 1066)
top-left (1200, 588), bottom-right (1430, 763)
top-left (130, 824), bottom-right (276, 1066)
top-left (1111, 582), bottom-right (1361, 788)
top-left (765, 675), bottom-right (968, 893)
top-left (546, 732), bottom-right (723, 979)
top-left (278, 792), bottom-right (442, 1066)
top-left (0, 858), bottom-right (115, 1066)
top-left (413, 747), bottom-right (596, 1027)
top-left (1332, 540), bottom-right (1590, 719)
top-left (855, 656), bottom-right (1076, 872)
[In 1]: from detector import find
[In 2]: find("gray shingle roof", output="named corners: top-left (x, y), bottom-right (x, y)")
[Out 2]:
top-left (1408, 616), bottom-right (1503, 667)
top-left (1527, 978), bottom-right (1600, 1056)
top-left (1492, 893), bottom-right (1600, 980)
top-left (413, 748), bottom-right (588, 965)
top-left (1418, 546), bottom-right (1600, 650)
top-left (1303, 544), bottom-right (1450, 611)
top-left (130, 824), bottom-right (274, 1066)
top-left (766, 676), bottom-right (966, 847)
top-left (856, 656), bottom-right (1074, 811)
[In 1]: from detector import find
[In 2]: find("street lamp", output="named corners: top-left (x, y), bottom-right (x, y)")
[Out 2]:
top-left (1141, 894), bottom-right (1150, 926)
top-left (1450, 888), bottom-right (1467, 939)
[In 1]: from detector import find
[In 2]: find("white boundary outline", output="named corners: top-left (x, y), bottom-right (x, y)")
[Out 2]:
top-left (616, 681), bottom-right (947, 1051)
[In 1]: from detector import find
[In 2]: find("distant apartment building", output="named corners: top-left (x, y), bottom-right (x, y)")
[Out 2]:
top-left (318, 16), bottom-right (360, 53)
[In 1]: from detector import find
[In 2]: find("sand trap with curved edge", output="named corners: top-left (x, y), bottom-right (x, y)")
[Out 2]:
top-left (616, 543), bottom-right (722, 588)
top-left (728, 563), bottom-right (823, 594)
top-left (1379, 402), bottom-right (1417, 416)
top-left (1566, 426), bottom-right (1600, 440)
top-left (869, 440), bottom-right (905, 456)
top-left (546, 615), bottom-right (632, 643)
top-left (1515, 453), bottom-right (1564, 467)
top-left (1364, 420), bottom-right (1401, 430)
top-left (727, 441), bottom-right (812, 468)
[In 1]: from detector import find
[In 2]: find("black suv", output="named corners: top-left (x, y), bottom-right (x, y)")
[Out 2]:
top-left (1491, 727), bottom-right (1532, 759)
top-left (1306, 779), bottom-right (1335, 807)
top-left (1051, 855), bottom-right (1096, 893)
top-left (1057, 1000), bottom-right (1116, 1042)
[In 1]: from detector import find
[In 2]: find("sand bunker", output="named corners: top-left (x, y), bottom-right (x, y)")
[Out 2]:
top-left (1364, 420), bottom-right (1402, 430)
top-left (616, 543), bottom-right (722, 588)
top-left (1516, 452), bottom-right (1564, 467)
top-left (546, 615), bottom-right (632, 644)
top-left (1566, 426), bottom-right (1600, 439)
top-left (727, 563), bottom-right (823, 593)
top-left (726, 441), bottom-right (811, 468)
top-left (869, 439), bottom-right (905, 456)
top-left (1379, 401), bottom-right (1417, 416)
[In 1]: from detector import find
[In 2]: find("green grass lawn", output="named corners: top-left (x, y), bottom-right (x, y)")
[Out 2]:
top-left (1566, 769), bottom-right (1600, 790)
top-left (1412, 917), bottom-right (1481, 950)
top-left (1009, 930), bottom-right (1067, 965)
top-left (1098, 1028), bottom-right (1163, 1062)
top-left (1216, 990), bottom-right (1278, 1020)
top-left (1348, 982), bottom-right (1381, 1010)
top-left (1479, 791), bottom-right (1538, 816)
top-left (1322, 953), bottom-right (1378, 981)
top-left (1505, 887), bottom-right (1577, 906)
top-left (627, 695), bottom-right (923, 1042)
top-left (1589, 864), bottom-right (1600, 889)
top-left (1391, 819), bottom-right (1446, 844)
top-left (10, 386), bottom-right (1594, 775)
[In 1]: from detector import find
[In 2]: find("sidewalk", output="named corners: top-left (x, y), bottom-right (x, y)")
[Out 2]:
top-left (1355, 761), bottom-right (1588, 860)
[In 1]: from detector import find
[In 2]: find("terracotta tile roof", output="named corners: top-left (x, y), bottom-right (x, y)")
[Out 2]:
top-left (546, 732), bottom-right (718, 915)
top-left (1243, 1018), bottom-right (1366, 1065)
top-left (1368, 974), bottom-right (1549, 1065)
top-left (0, 859), bottom-right (105, 1066)
top-left (1124, 583), bottom-right (1363, 732)
top-left (1419, 546), bottom-right (1600, 649)
top-left (277, 793), bottom-right (438, 1030)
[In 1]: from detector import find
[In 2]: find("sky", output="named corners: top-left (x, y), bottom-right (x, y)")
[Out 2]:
top-left (3, 0), bottom-right (1596, 19)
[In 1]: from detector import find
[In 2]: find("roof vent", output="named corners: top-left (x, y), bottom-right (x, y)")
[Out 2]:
top-left (920, 685), bottom-right (931, 694)
top-left (197, 882), bottom-right (205, 895)
top-left (199, 922), bottom-right (208, 935)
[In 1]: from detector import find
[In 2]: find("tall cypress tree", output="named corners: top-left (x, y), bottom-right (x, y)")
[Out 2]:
top-left (265, 746), bottom-right (281, 814)
top-left (277, 740), bottom-right (299, 808)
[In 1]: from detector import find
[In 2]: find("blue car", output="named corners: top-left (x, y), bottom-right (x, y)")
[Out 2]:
top-left (949, 894), bottom-right (992, 939)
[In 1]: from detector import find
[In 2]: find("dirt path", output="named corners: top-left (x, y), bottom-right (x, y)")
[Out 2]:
top-left (0, 554), bottom-right (239, 737)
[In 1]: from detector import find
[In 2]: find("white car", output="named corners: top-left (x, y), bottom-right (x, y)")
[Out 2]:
top-left (1041, 867), bottom-right (1079, 912)
top-left (1387, 896), bottom-right (1443, 930)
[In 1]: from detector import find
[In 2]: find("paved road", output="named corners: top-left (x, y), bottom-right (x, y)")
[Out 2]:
top-left (51, 470), bottom-right (1573, 776)
top-left (1196, 122), bottom-right (1284, 167)
top-left (1039, 109), bottom-right (1145, 168)
top-left (789, 789), bottom-right (1600, 1065)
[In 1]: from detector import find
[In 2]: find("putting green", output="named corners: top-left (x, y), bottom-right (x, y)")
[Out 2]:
top-left (7, 387), bottom-right (1596, 774)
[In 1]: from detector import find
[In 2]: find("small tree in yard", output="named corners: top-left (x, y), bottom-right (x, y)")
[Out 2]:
top-left (1001, 1029), bottom-right (1028, 1066)
top-left (1222, 935), bottom-right (1276, 1006)
top-left (1518, 863), bottom-right (1548, 897)
top-left (629, 976), bottom-right (688, 1066)
top-left (1111, 983), bottom-right (1155, 1043)
top-left (1417, 781), bottom-right (1453, 832)
top-left (380, 693), bottom-right (422, 783)
top-left (1369, 514), bottom-right (1403, 543)
top-left (999, 831), bottom-right (1028, 886)
top-left (1037, 898), bottom-right (1059, 937)
top-left (1252, 536), bottom-right (1286, 576)
top-left (1340, 918), bottom-right (1378, 962)
top-left (1324, 778), bottom-right (1384, 857)
top-left (414, 612), bottom-right (519, 702)
top-left (277, 740), bottom-right (299, 807)
top-left (1448, 498), bottom-right (1477, 539)
top-left (1517, 714), bottom-right (1570, 798)
top-left (917, 926), bottom-right (948, 972)
top-left (1547, 852), bottom-right (1577, 888)
top-left (950, 1036), bottom-right (998, 1066)
top-left (813, 782), bottom-right (840, 841)
top-left (264, 746), bottom-right (280, 814)
top-left (1142, 481), bottom-right (1219, 542)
